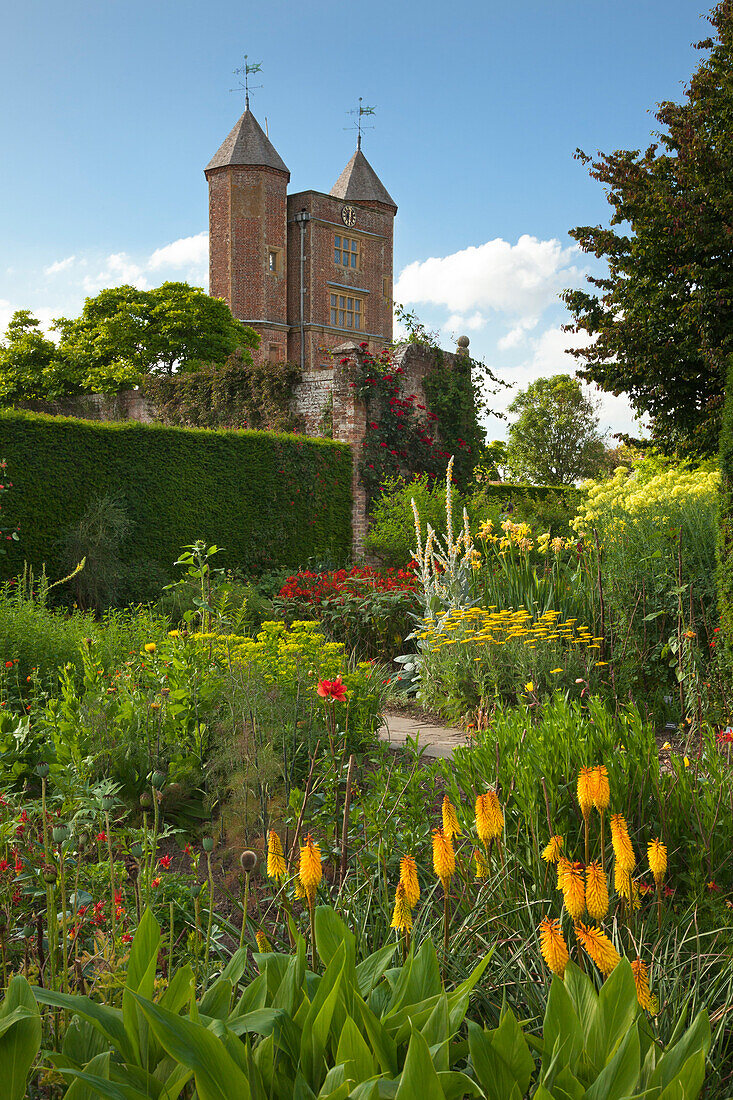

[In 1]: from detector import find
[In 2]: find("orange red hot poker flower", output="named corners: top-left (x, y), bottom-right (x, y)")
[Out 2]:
top-left (475, 790), bottom-right (504, 845)
top-left (266, 830), bottom-right (287, 881)
top-left (298, 835), bottom-right (322, 907)
top-left (442, 796), bottom-right (462, 840)
top-left (538, 917), bottom-right (569, 978)
top-left (432, 828), bottom-right (455, 887)
top-left (399, 855), bottom-right (420, 908)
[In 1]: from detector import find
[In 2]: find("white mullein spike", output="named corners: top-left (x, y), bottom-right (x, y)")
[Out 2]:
top-left (445, 457), bottom-right (455, 554)
top-left (411, 497), bottom-right (423, 565)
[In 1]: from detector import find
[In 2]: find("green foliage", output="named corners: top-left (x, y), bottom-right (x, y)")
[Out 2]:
top-left (61, 492), bottom-right (131, 612)
top-left (27, 908), bottom-right (711, 1099)
top-left (506, 373), bottom-right (606, 485)
top-left (0, 310), bottom-right (59, 401)
top-left (0, 409), bottom-right (352, 598)
top-left (563, 4), bottom-right (733, 454)
top-left (717, 355), bottom-right (733, 672)
top-left (141, 351), bottom-right (303, 432)
top-left (0, 976), bottom-right (42, 1100)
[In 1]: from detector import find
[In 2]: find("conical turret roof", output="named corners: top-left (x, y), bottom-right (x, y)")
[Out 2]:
top-left (330, 147), bottom-right (396, 209)
top-left (206, 108), bottom-right (288, 174)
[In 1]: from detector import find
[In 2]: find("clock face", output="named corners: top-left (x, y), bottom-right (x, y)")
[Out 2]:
top-left (341, 205), bottom-right (357, 227)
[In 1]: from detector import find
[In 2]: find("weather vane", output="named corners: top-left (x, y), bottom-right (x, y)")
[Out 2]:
top-left (230, 55), bottom-right (263, 110)
top-left (345, 97), bottom-right (376, 149)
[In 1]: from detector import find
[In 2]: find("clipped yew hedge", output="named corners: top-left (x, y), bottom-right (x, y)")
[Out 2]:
top-left (0, 410), bottom-right (352, 598)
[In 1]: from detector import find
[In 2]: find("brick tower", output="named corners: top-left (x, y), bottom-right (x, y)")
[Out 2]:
top-left (206, 111), bottom-right (396, 370)
top-left (205, 103), bottom-right (290, 364)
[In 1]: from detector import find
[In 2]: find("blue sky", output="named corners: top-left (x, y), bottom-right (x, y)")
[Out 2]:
top-left (0, 0), bottom-right (709, 439)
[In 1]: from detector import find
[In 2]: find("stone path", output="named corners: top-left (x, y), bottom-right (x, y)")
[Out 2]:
top-left (378, 710), bottom-right (469, 759)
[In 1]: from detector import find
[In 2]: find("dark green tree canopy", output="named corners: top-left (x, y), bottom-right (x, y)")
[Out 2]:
top-left (0, 283), bottom-right (258, 402)
top-left (505, 373), bottom-right (605, 485)
top-left (563, 2), bottom-right (733, 455)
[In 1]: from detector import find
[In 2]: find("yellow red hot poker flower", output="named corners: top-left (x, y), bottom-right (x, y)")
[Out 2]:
top-left (442, 796), bottom-right (462, 840)
top-left (391, 882), bottom-right (413, 932)
top-left (473, 848), bottom-right (489, 879)
top-left (592, 765), bottom-right (610, 811)
top-left (542, 835), bottom-right (564, 864)
top-left (475, 789), bottom-right (504, 845)
top-left (575, 922), bottom-right (621, 976)
top-left (561, 861), bottom-right (586, 921)
top-left (647, 839), bottom-right (667, 885)
top-left (610, 814), bottom-right (636, 872)
top-left (538, 917), bottom-right (569, 978)
top-left (577, 767), bottom-right (595, 819)
top-left (399, 855), bottom-right (420, 908)
top-left (255, 929), bottom-right (271, 952)
top-left (556, 856), bottom-right (572, 890)
top-left (631, 958), bottom-right (658, 1013)
top-left (266, 830), bottom-right (287, 881)
top-left (298, 835), bottom-right (322, 908)
top-left (585, 861), bottom-right (609, 920)
top-left (432, 828), bottom-right (455, 888)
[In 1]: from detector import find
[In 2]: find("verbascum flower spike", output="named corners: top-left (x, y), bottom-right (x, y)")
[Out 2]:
top-left (475, 789), bottom-right (504, 844)
top-left (298, 835), bottom-right (322, 908)
top-left (631, 958), bottom-right (658, 1014)
top-left (442, 796), bottom-right (462, 840)
top-left (576, 922), bottom-right (621, 976)
top-left (432, 828), bottom-right (455, 888)
top-left (585, 861), bottom-right (609, 920)
top-left (561, 861), bottom-right (586, 921)
top-left (266, 830), bottom-right (287, 881)
top-left (610, 814), bottom-right (636, 871)
top-left (399, 855), bottom-right (420, 908)
top-left (391, 882), bottom-right (413, 932)
top-left (473, 848), bottom-right (489, 879)
top-left (255, 929), bottom-right (271, 953)
top-left (647, 839), bottom-right (667, 885)
top-left (542, 835), bottom-right (563, 864)
top-left (592, 765), bottom-right (610, 811)
top-left (538, 917), bottom-right (569, 978)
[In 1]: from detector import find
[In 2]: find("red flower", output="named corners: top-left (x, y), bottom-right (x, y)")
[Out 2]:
top-left (4, 661), bottom-right (12, 669)
top-left (159, 854), bottom-right (172, 870)
top-left (0, 859), bottom-right (8, 873)
top-left (317, 676), bottom-right (347, 702)
top-left (97, 831), bottom-right (107, 843)
top-left (717, 728), bottom-right (733, 744)
top-left (151, 876), bottom-right (162, 888)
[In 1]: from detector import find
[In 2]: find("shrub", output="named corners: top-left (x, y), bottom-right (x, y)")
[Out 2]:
top-left (0, 409), bottom-right (352, 601)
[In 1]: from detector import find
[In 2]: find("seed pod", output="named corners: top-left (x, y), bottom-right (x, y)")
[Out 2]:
top-left (35, 763), bottom-right (50, 779)
top-left (202, 837), bottom-right (214, 853)
top-left (240, 850), bottom-right (257, 873)
top-left (52, 824), bottom-right (70, 844)
top-left (139, 792), bottom-right (153, 810)
top-left (42, 863), bottom-right (58, 885)
top-left (151, 771), bottom-right (166, 790)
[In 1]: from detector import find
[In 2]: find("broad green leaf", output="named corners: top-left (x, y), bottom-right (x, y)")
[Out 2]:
top-left (235, 972), bottom-right (268, 1016)
top-left (123, 907), bottom-right (161, 1068)
top-left (584, 1023), bottom-right (640, 1100)
top-left (394, 1026), bottom-right (445, 1100)
top-left (335, 1016), bottom-right (376, 1082)
top-left (199, 978), bottom-right (233, 1020)
top-left (272, 938), bottom-right (307, 1017)
top-left (563, 963), bottom-right (599, 1042)
top-left (159, 964), bottom-right (195, 1016)
top-left (61, 1014), bottom-right (109, 1068)
top-left (437, 1070), bottom-right (483, 1099)
top-left (133, 992), bottom-right (251, 1100)
top-left (385, 941), bottom-right (441, 1018)
top-left (0, 978), bottom-right (41, 1100)
top-left (356, 943), bottom-right (397, 997)
top-left (63, 1052), bottom-right (111, 1100)
top-left (300, 946), bottom-right (345, 1090)
top-left (54, 1070), bottom-right (149, 1100)
top-left (541, 974), bottom-right (583, 1078)
top-left (490, 1009), bottom-right (534, 1096)
top-left (648, 1009), bottom-right (711, 1094)
top-left (34, 988), bottom-right (135, 1067)
top-left (354, 995), bottom-right (399, 1077)
top-left (587, 959), bottom-right (638, 1072)
top-left (657, 1049), bottom-right (707, 1100)
top-left (549, 1066), bottom-right (585, 1100)
top-left (315, 907), bottom-right (356, 974)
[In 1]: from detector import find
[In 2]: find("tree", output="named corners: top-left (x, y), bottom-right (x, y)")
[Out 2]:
top-left (563, 2), bottom-right (733, 455)
top-left (505, 374), bottom-right (605, 485)
top-left (54, 282), bottom-right (258, 392)
top-left (0, 311), bottom-right (57, 400)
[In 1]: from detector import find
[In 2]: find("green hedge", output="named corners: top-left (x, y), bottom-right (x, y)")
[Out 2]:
top-left (0, 410), bottom-right (352, 598)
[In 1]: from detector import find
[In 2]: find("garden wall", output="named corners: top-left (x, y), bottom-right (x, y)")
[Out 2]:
top-left (0, 410), bottom-right (352, 597)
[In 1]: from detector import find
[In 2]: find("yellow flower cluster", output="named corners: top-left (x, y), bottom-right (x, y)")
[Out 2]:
top-left (574, 464), bottom-right (720, 537)
top-left (419, 607), bottom-right (602, 655)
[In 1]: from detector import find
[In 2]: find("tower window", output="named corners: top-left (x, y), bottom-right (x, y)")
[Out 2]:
top-left (330, 293), bottom-right (362, 331)
top-left (334, 235), bottom-right (359, 268)
top-left (267, 249), bottom-right (281, 274)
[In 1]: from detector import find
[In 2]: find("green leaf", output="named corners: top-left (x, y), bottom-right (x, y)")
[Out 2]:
top-left (55, 1069), bottom-right (149, 1100)
top-left (300, 946), bottom-right (345, 1091)
top-left (657, 1049), bottom-right (707, 1100)
top-left (356, 943), bottom-right (397, 997)
top-left (34, 988), bottom-right (135, 1067)
top-left (133, 992), bottom-right (251, 1100)
top-left (648, 1009), bottom-right (711, 1094)
top-left (437, 1070), bottom-right (484, 1099)
top-left (563, 962), bottom-right (599, 1042)
top-left (587, 958), bottom-right (638, 1071)
top-left (199, 978), bottom-right (233, 1021)
top-left (63, 1052), bottom-right (111, 1100)
top-left (541, 973), bottom-right (583, 1079)
top-left (584, 1023), bottom-right (640, 1100)
top-left (60, 1015), bottom-right (109, 1068)
top-left (122, 907), bottom-right (161, 1069)
top-left (394, 1025), bottom-right (445, 1100)
top-left (335, 1016), bottom-right (376, 1083)
top-left (0, 977), bottom-right (41, 1100)
top-left (354, 995), bottom-right (399, 1077)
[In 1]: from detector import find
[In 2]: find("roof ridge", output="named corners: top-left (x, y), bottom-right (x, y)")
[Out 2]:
top-left (206, 109), bottom-right (289, 175)
top-left (329, 148), bottom-right (397, 210)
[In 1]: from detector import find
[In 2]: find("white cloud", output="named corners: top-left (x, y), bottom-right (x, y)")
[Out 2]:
top-left (395, 235), bottom-right (582, 327)
top-left (148, 232), bottom-right (208, 272)
top-left (497, 317), bottom-right (539, 350)
top-left (0, 299), bottom-right (12, 333)
top-left (44, 255), bottom-right (76, 276)
top-left (442, 311), bottom-right (486, 334)
top-left (82, 252), bottom-right (148, 295)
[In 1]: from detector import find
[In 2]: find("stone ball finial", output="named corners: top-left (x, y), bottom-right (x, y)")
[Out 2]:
top-left (457, 335), bottom-right (470, 350)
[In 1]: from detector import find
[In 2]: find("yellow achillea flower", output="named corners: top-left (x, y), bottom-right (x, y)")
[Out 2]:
top-left (475, 789), bottom-right (504, 844)
top-left (647, 839), bottom-right (667, 885)
top-left (391, 882), bottom-right (413, 931)
top-left (592, 765), bottom-right (610, 811)
top-left (255, 929), bottom-right (271, 952)
top-left (399, 855), bottom-right (420, 908)
top-left (538, 917), bottom-right (569, 978)
top-left (432, 828), bottom-right (455, 887)
top-left (576, 922), bottom-right (621, 975)
top-left (266, 830), bottom-right (287, 880)
top-left (473, 847), bottom-right (489, 879)
top-left (442, 796), bottom-right (462, 840)
top-left (556, 856), bottom-right (572, 890)
top-left (298, 835), bottom-right (322, 907)
top-left (542, 835), bottom-right (564, 864)
top-left (631, 958), bottom-right (658, 1013)
top-left (577, 767), bottom-right (595, 819)
top-left (585, 861), bottom-right (609, 920)
top-left (610, 814), bottom-right (636, 871)
top-left (561, 862), bottom-right (586, 921)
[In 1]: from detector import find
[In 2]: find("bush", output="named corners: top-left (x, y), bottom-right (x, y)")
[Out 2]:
top-left (0, 409), bottom-right (352, 601)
